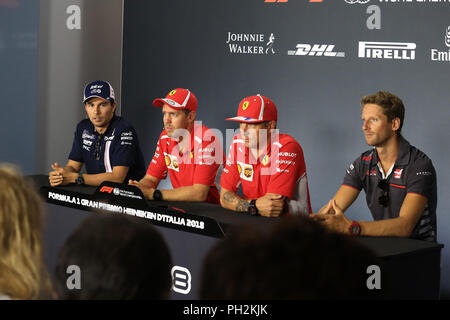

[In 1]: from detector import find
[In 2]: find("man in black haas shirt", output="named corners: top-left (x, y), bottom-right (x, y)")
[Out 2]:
top-left (48, 80), bottom-right (146, 187)
top-left (313, 91), bottom-right (437, 242)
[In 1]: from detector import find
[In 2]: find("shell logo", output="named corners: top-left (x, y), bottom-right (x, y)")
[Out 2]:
top-left (237, 164), bottom-right (242, 174)
top-left (165, 155), bottom-right (171, 167)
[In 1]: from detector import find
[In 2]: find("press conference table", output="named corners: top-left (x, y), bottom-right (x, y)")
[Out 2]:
top-left (30, 175), bottom-right (443, 300)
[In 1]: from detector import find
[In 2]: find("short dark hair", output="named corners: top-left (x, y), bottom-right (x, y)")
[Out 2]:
top-left (55, 213), bottom-right (172, 300)
top-left (200, 216), bottom-right (381, 299)
top-left (84, 97), bottom-right (115, 106)
top-left (361, 91), bottom-right (405, 133)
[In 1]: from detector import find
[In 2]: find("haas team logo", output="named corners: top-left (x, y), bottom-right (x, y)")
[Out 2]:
top-left (394, 169), bottom-right (403, 179)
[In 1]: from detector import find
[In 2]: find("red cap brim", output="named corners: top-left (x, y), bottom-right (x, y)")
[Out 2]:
top-left (225, 116), bottom-right (266, 123)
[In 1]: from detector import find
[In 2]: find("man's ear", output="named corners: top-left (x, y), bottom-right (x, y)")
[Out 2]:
top-left (392, 117), bottom-right (400, 132)
top-left (188, 111), bottom-right (196, 122)
top-left (268, 121), bottom-right (276, 130)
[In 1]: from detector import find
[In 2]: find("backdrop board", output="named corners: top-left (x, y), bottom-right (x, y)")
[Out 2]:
top-left (121, 0), bottom-right (450, 297)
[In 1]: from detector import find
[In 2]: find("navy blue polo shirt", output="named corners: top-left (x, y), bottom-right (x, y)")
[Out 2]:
top-left (68, 115), bottom-right (146, 183)
top-left (343, 136), bottom-right (437, 242)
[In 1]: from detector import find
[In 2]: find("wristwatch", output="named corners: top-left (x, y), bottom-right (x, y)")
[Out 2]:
top-left (349, 220), bottom-right (361, 236)
top-left (153, 189), bottom-right (163, 201)
top-left (248, 199), bottom-right (259, 216)
top-left (75, 173), bottom-right (84, 185)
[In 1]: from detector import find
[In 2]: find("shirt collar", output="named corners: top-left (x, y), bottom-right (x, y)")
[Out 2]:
top-left (372, 135), bottom-right (411, 168)
top-left (395, 135), bottom-right (411, 166)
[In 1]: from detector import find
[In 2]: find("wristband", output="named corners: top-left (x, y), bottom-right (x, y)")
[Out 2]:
top-left (153, 189), bottom-right (163, 201)
top-left (248, 199), bottom-right (259, 216)
top-left (349, 220), bottom-right (361, 236)
top-left (75, 173), bottom-right (84, 185)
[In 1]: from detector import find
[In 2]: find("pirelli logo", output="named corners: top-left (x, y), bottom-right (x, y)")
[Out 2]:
top-left (358, 41), bottom-right (416, 60)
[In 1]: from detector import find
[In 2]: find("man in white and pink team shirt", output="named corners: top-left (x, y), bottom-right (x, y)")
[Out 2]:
top-left (220, 94), bottom-right (312, 217)
top-left (129, 88), bottom-right (224, 204)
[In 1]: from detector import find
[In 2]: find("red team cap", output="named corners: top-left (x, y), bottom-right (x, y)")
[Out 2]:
top-left (153, 88), bottom-right (198, 112)
top-left (226, 94), bottom-right (277, 123)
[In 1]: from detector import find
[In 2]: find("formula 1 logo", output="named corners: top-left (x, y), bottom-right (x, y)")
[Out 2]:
top-left (287, 44), bottom-right (345, 57)
top-left (99, 186), bottom-right (114, 194)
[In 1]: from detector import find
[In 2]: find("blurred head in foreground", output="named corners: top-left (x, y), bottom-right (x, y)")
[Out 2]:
top-left (200, 216), bottom-right (381, 299)
top-left (55, 213), bottom-right (172, 299)
top-left (0, 165), bottom-right (51, 300)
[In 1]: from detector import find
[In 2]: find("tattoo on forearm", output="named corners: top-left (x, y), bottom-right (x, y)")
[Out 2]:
top-left (223, 191), bottom-right (236, 202)
top-left (223, 191), bottom-right (249, 212)
top-left (236, 199), bottom-right (249, 212)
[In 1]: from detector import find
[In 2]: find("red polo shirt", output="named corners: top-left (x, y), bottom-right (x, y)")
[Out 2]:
top-left (147, 122), bottom-right (224, 204)
top-left (220, 133), bottom-right (312, 215)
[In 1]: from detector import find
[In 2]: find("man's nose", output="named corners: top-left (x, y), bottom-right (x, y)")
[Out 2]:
top-left (362, 120), bottom-right (369, 131)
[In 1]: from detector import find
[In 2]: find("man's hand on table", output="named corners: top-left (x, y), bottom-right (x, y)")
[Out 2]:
top-left (256, 193), bottom-right (285, 217)
top-left (311, 199), bottom-right (351, 234)
top-left (49, 162), bottom-right (77, 187)
top-left (129, 179), bottom-right (155, 200)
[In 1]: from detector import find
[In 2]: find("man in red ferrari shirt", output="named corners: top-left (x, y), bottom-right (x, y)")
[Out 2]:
top-left (129, 88), bottom-right (223, 204)
top-left (220, 94), bottom-right (312, 217)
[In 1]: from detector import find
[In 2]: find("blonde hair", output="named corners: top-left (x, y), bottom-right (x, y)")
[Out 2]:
top-left (0, 165), bottom-right (51, 299)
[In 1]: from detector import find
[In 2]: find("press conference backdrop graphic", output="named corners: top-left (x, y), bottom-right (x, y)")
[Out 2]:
top-left (122, 0), bottom-right (450, 296)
